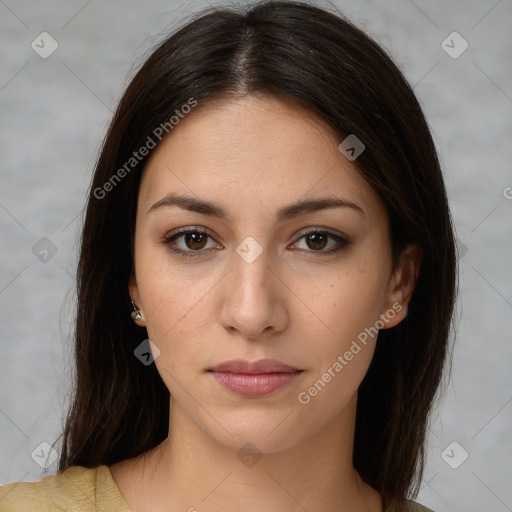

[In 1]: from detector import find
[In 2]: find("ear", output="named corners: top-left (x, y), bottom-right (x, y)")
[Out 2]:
top-left (128, 274), bottom-right (142, 311)
top-left (381, 243), bottom-right (422, 329)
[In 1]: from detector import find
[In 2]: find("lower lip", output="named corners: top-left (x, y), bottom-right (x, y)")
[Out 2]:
top-left (210, 371), bottom-right (302, 397)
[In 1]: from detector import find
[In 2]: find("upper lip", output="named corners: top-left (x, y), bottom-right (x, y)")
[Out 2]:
top-left (208, 359), bottom-right (302, 374)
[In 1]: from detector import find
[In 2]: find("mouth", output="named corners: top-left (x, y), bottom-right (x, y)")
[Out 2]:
top-left (207, 359), bottom-right (304, 397)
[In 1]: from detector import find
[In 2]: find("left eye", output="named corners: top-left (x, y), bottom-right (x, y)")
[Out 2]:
top-left (291, 230), bottom-right (349, 254)
top-left (162, 228), bottom-right (350, 258)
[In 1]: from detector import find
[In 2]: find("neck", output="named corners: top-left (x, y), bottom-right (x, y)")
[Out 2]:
top-left (129, 393), bottom-right (382, 512)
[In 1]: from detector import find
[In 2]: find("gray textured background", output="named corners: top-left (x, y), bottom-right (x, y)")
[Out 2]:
top-left (1, 1), bottom-right (511, 511)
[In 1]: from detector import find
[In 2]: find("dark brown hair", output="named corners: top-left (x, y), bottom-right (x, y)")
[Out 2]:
top-left (54, 1), bottom-right (457, 508)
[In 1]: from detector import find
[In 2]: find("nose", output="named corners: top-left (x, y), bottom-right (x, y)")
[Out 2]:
top-left (219, 242), bottom-right (289, 341)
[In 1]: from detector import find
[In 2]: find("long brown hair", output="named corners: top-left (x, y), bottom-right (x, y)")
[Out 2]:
top-left (54, 1), bottom-right (457, 507)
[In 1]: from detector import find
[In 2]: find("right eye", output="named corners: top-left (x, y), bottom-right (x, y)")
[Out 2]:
top-left (162, 227), bottom-right (222, 258)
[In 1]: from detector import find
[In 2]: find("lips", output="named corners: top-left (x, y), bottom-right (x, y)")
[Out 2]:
top-left (208, 358), bottom-right (302, 374)
top-left (207, 359), bottom-right (303, 397)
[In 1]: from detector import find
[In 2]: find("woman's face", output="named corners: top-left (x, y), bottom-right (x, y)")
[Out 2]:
top-left (130, 95), bottom-right (417, 453)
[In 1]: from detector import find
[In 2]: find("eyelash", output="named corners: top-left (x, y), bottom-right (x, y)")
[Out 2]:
top-left (161, 227), bottom-right (350, 258)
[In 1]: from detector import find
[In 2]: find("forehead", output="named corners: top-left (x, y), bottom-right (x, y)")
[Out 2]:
top-left (138, 95), bottom-right (385, 224)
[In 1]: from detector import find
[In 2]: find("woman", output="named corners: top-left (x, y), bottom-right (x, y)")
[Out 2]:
top-left (0, 1), bottom-right (457, 511)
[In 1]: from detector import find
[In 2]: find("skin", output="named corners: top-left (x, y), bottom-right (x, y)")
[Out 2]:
top-left (109, 94), bottom-right (421, 512)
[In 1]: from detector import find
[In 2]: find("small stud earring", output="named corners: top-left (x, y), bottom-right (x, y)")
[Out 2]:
top-left (130, 300), bottom-right (146, 327)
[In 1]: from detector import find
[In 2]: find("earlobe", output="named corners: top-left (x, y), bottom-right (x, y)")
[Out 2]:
top-left (381, 244), bottom-right (422, 329)
top-left (130, 301), bottom-right (146, 327)
top-left (128, 274), bottom-right (146, 327)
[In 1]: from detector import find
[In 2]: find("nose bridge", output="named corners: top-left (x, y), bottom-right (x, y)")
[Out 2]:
top-left (219, 235), bottom-right (286, 338)
top-left (232, 235), bottom-right (272, 300)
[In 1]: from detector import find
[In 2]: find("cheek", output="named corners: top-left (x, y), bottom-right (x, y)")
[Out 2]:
top-left (295, 271), bottom-right (383, 418)
top-left (308, 257), bottom-right (389, 347)
top-left (293, 252), bottom-right (389, 397)
top-left (134, 242), bottom-right (218, 373)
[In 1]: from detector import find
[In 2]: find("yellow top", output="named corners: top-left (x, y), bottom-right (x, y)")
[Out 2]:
top-left (0, 465), bottom-right (130, 512)
top-left (0, 464), bottom-right (434, 511)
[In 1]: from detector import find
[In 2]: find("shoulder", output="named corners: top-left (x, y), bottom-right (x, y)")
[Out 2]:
top-left (0, 465), bottom-right (116, 512)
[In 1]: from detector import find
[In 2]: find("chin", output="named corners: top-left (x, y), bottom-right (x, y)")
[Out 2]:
top-left (200, 411), bottom-right (312, 455)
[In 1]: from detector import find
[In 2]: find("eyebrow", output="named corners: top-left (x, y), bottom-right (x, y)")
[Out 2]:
top-left (148, 193), bottom-right (365, 221)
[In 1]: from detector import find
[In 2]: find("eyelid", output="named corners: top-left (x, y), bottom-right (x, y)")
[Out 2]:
top-left (166, 225), bottom-right (214, 237)
top-left (293, 226), bottom-right (348, 240)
